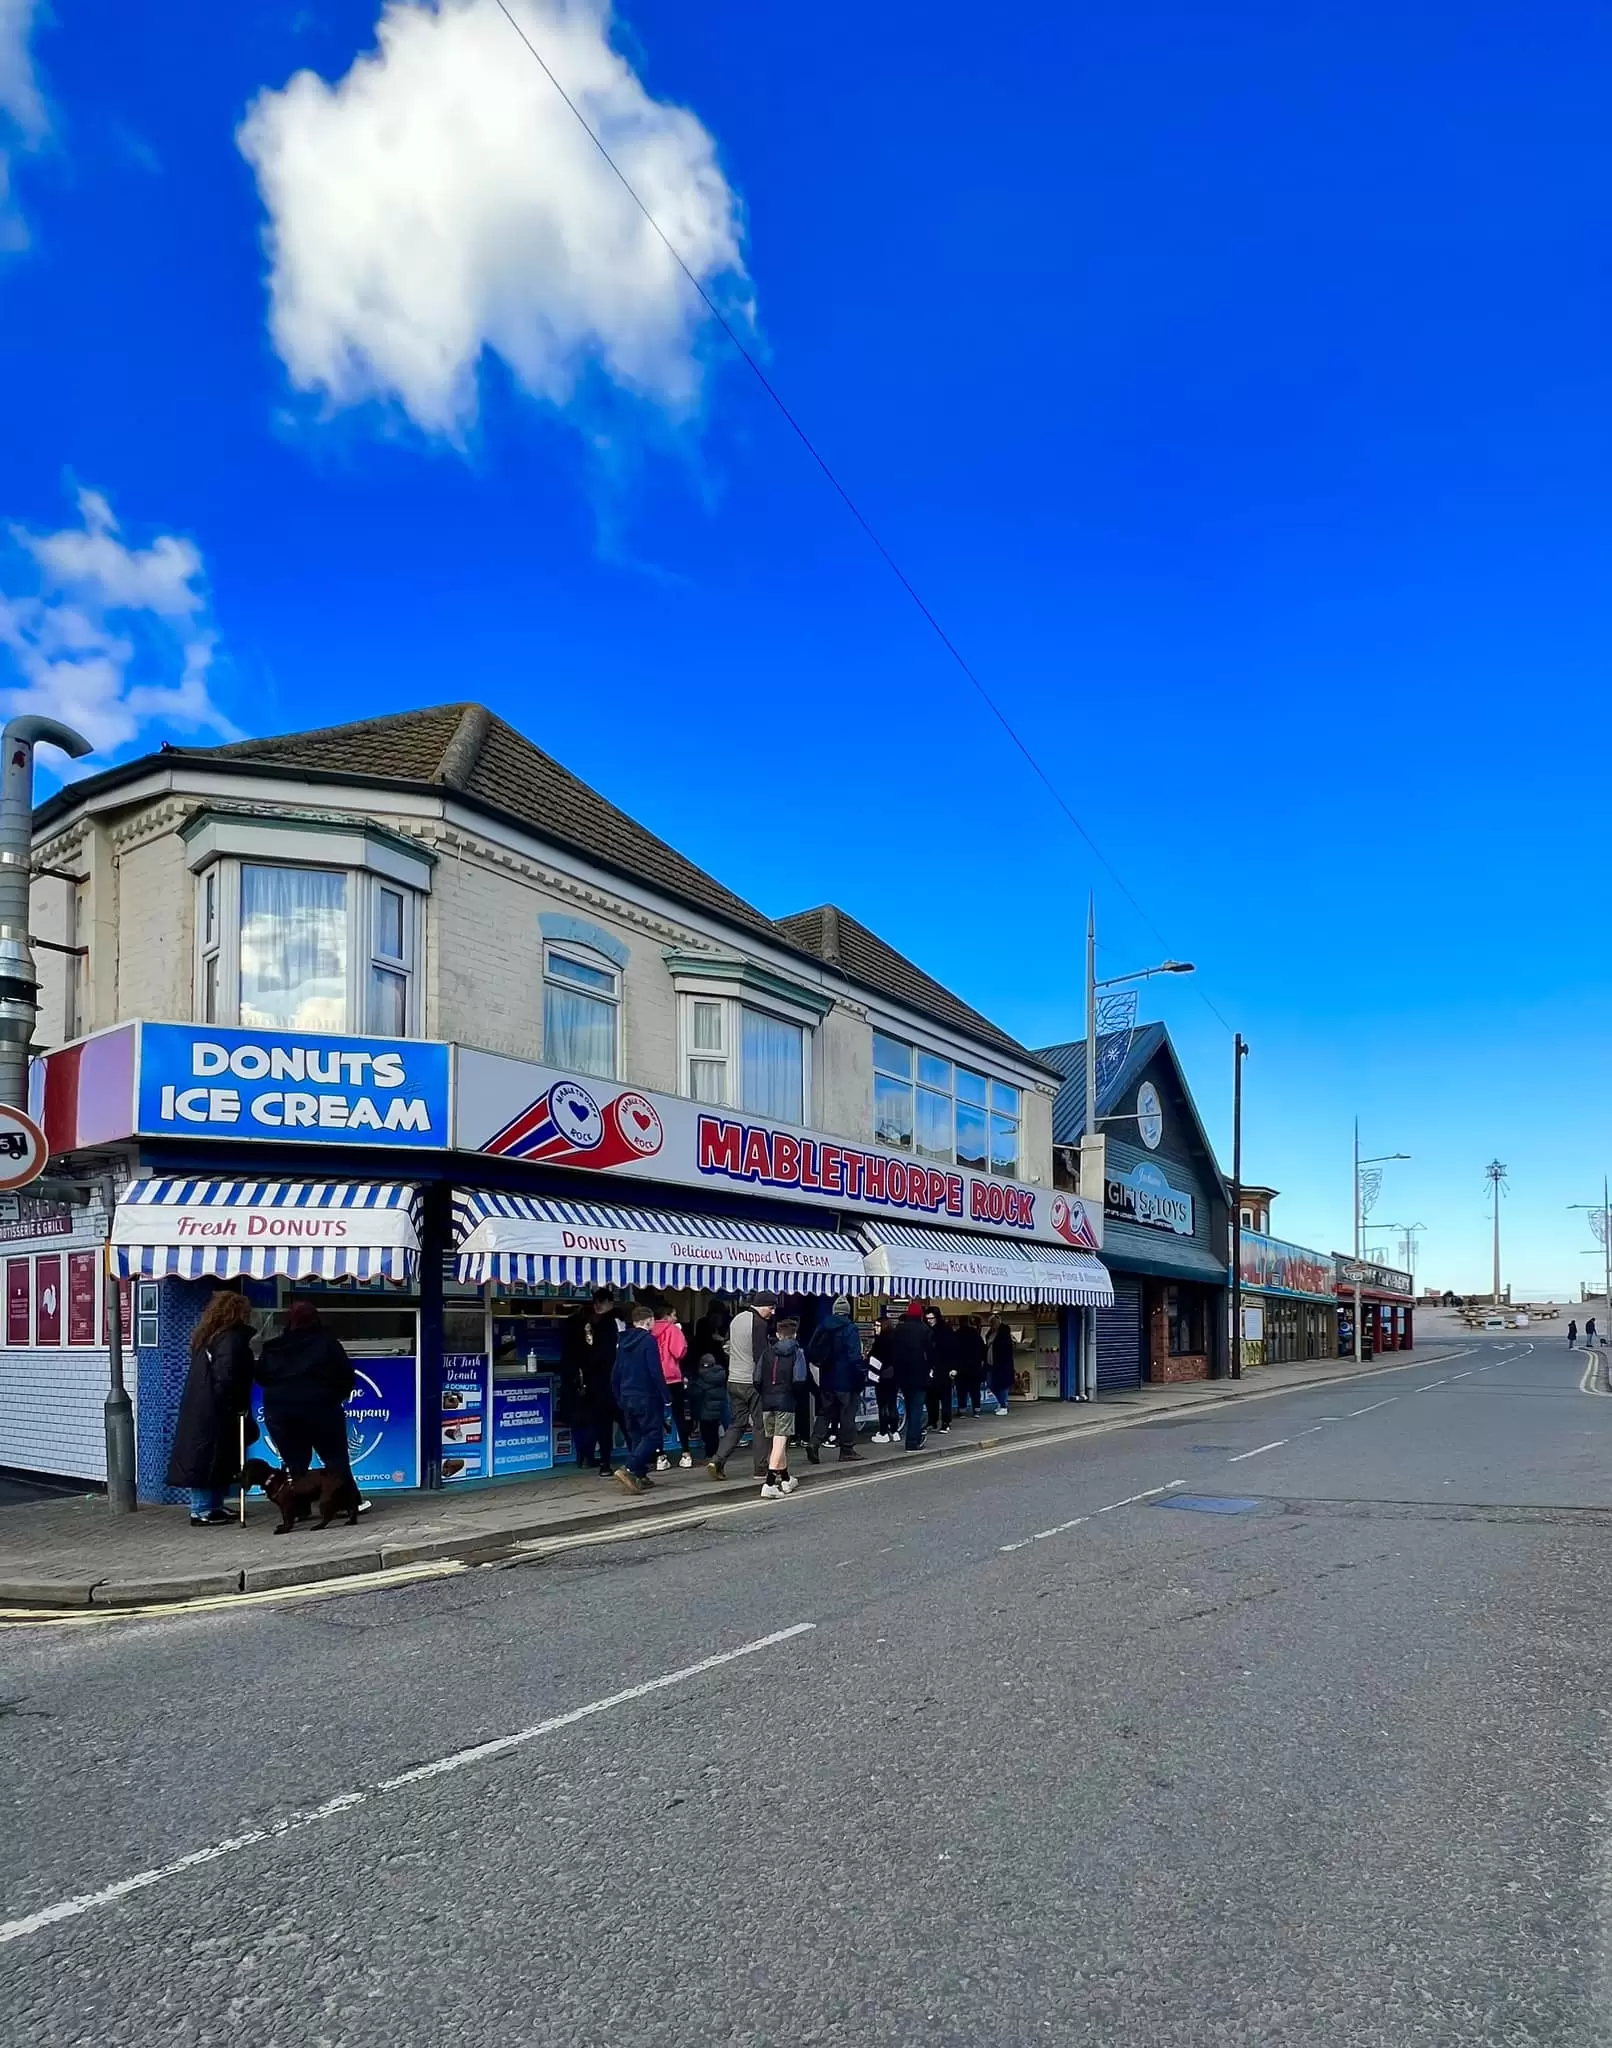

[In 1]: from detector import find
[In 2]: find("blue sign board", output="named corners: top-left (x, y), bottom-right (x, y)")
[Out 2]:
top-left (251, 1353), bottom-right (421, 1492)
top-left (1104, 1158), bottom-right (1194, 1236)
top-left (491, 1377), bottom-right (555, 1474)
top-left (138, 1023), bottom-right (450, 1148)
top-left (441, 1353), bottom-right (489, 1483)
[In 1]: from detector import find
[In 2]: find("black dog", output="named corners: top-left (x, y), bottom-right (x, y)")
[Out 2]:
top-left (241, 1457), bottom-right (362, 1534)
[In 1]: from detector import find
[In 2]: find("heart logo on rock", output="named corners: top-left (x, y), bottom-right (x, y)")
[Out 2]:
top-left (631, 1108), bottom-right (653, 1132)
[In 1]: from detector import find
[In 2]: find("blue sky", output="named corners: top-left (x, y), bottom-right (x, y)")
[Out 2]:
top-left (3, 0), bottom-right (1608, 1295)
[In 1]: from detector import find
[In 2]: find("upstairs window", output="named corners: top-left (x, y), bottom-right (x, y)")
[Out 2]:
top-left (194, 859), bottom-right (423, 1036)
top-left (682, 995), bottom-right (808, 1125)
top-left (873, 1032), bottom-right (1020, 1176)
top-left (543, 943), bottom-right (620, 1079)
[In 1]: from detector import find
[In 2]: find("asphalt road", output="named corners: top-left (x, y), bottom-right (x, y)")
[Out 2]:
top-left (5, 1325), bottom-right (1612, 2046)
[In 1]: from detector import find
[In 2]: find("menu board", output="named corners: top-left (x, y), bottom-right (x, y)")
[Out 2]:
top-left (5, 1257), bottom-right (27, 1345)
top-left (440, 1354), bottom-right (489, 1483)
top-left (67, 1251), bottom-right (97, 1345)
top-left (491, 1377), bottom-right (555, 1474)
top-left (35, 1255), bottom-right (62, 1346)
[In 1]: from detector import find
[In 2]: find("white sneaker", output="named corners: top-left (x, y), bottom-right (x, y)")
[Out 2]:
top-left (759, 1478), bottom-right (782, 1500)
top-left (655, 1454), bottom-right (672, 1472)
top-left (779, 1474), bottom-right (799, 1495)
top-left (872, 1432), bottom-right (890, 1444)
top-left (678, 1452), bottom-right (693, 1470)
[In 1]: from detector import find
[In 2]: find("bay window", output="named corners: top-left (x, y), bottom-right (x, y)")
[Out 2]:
top-left (873, 1031), bottom-right (1021, 1177)
top-left (543, 943), bottom-right (620, 1079)
top-left (187, 815), bottom-right (430, 1037)
top-left (681, 994), bottom-right (808, 1125)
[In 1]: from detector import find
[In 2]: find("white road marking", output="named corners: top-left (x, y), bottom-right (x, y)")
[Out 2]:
top-left (1000, 1480), bottom-right (1183, 1552)
top-left (1227, 1439), bottom-right (1287, 1463)
top-left (0, 1623), bottom-right (816, 1946)
top-left (1346, 1398), bottom-right (1399, 1416)
top-left (1292, 1425), bottom-right (1326, 1437)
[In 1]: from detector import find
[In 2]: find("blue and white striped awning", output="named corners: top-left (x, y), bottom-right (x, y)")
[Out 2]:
top-left (112, 1179), bottom-right (421, 1282)
top-left (857, 1221), bottom-right (1114, 1306)
top-left (452, 1191), bottom-right (865, 1294)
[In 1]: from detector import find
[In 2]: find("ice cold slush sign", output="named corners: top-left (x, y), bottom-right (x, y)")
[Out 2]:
top-left (138, 1025), bottom-right (450, 1149)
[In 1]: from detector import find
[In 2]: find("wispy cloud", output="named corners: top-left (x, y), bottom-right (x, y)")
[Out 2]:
top-left (0, 0), bottom-right (47, 253)
top-left (0, 487), bottom-right (240, 772)
top-left (237, 0), bottom-right (750, 444)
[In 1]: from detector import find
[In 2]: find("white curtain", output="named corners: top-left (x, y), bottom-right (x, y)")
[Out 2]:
top-left (741, 1008), bottom-right (803, 1123)
top-left (545, 985), bottom-right (616, 1078)
top-left (240, 865), bottom-right (347, 1030)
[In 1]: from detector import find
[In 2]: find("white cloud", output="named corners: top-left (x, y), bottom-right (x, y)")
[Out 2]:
top-left (0, 487), bottom-right (239, 768)
top-left (237, 0), bottom-right (749, 439)
top-left (0, 0), bottom-right (47, 254)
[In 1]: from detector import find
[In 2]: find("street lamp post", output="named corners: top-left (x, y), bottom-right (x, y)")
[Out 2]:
top-left (1353, 1122), bottom-right (1410, 1363)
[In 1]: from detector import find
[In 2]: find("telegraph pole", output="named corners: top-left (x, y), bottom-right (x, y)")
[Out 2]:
top-left (1485, 1160), bottom-right (1507, 1304)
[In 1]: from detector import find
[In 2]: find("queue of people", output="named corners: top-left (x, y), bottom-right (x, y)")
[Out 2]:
top-left (167, 1292), bottom-right (358, 1527)
top-left (558, 1288), bottom-right (1022, 1500)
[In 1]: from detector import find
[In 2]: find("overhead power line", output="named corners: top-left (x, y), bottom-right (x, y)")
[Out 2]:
top-left (492, 0), bottom-right (1232, 1035)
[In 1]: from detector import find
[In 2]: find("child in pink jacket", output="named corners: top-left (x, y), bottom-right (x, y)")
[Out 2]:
top-left (650, 1301), bottom-right (691, 1470)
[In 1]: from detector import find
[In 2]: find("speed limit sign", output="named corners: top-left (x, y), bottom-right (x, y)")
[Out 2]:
top-left (0, 1103), bottom-right (48, 1191)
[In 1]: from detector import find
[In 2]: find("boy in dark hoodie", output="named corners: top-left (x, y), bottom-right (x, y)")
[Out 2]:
top-left (610, 1301), bottom-right (665, 1495)
top-left (756, 1316), bottom-right (806, 1499)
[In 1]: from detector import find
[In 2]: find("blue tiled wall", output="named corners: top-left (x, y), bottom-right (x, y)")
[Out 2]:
top-left (135, 1278), bottom-right (217, 1504)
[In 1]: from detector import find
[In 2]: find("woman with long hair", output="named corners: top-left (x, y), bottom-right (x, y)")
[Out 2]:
top-left (167, 1290), bottom-right (258, 1525)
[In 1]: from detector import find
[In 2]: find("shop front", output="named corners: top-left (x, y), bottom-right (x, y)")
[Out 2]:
top-left (22, 1025), bottom-right (1114, 1494)
top-left (1237, 1234), bottom-right (1337, 1368)
top-left (1095, 1132), bottom-right (1229, 1388)
top-left (1334, 1256), bottom-right (1415, 1356)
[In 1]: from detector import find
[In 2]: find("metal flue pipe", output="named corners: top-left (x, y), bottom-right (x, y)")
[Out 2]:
top-left (0, 716), bottom-right (93, 1107)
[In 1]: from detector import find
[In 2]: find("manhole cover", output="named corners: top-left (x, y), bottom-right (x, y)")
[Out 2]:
top-left (1156, 1495), bottom-right (1263, 1515)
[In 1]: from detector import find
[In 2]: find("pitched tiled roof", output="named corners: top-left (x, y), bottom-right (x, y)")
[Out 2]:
top-left (1036, 1022), bottom-right (1228, 1189)
top-left (776, 905), bottom-right (1057, 1072)
top-left (170, 703), bottom-right (781, 940)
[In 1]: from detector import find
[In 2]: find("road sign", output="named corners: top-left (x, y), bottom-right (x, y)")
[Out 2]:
top-left (0, 1104), bottom-right (49, 1191)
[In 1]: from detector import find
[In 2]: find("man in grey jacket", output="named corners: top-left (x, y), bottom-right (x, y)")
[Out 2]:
top-left (709, 1293), bottom-right (776, 1480)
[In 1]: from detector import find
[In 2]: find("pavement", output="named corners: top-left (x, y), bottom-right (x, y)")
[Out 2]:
top-left (4, 1318), bottom-right (1610, 2047)
top-left (0, 1343), bottom-right (1460, 1611)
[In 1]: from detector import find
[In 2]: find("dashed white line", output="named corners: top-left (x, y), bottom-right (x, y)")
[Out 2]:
top-left (1228, 1439), bottom-right (1287, 1463)
top-left (1000, 1480), bottom-right (1184, 1552)
top-left (0, 1622), bottom-right (816, 1946)
top-left (1346, 1398), bottom-right (1400, 1416)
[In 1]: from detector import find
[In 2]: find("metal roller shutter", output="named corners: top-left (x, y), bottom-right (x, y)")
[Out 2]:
top-left (1095, 1276), bottom-right (1144, 1391)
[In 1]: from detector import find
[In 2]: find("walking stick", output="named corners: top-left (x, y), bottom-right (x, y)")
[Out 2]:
top-left (238, 1414), bottom-right (248, 1525)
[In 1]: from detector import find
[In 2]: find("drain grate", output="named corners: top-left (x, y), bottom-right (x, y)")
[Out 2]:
top-left (1156, 1495), bottom-right (1263, 1515)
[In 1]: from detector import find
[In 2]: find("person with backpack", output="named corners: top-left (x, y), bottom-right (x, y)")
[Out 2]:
top-left (650, 1296), bottom-right (692, 1470)
top-left (884, 1301), bottom-right (934, 1451)
top-left (806, 1296), bottom-right (867, 1465)
top-left (709, 1294), bottom-right (775, 1481)
top-left (756, 1315), bottom-right (808, 1498)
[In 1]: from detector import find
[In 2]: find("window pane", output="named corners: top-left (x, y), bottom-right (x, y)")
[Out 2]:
top-left (545, 985), bottom-right (617, 1078)
top-left (955, 1101), bottom-right (987, 1172)
top-left (917, 1051), bottom-right (950, 1091)
top-left (375, 886), bottom-right (405, 963)
top-left (239, 865), bottom-right (348, 1032)
top-left (955, 1068), bottom-right (987, 1106)
top-left (990, 1080), bottom-right (1019, 1116)
top-left (202, 952), bottom-right (218, 1025)
top-left (203, 870), bottom-right (216, 947)
top-left (546, 951), bottom-right (616, 994)
top-left (916, 1087), bottom-right (952, 1161)
top-left (691, 1000), bottom-right (724, 1051)
top-left (874, 1072), bottom-right (914, 1150)
top-left (369, 965), bottom-right (407, 1036)
top-left (989, 1112), bottom-right (1019, 1178)
top-left (872, 1032), bottom-right (911, 1080)
top-left (740, 1007), bottom-right (803, 1124)
top-left (689, 1057), bottom-right (727, 1105)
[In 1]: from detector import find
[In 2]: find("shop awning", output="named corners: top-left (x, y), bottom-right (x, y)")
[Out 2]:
top-left (111, 1178), bottom-right (421, 1282)
top-left (1012, 1246), bottom-right (1115, 1307)
top-left (856, 1222), bottom-right (1045, 1302)
top-left (451, 1191), bottom-right (865, 1294)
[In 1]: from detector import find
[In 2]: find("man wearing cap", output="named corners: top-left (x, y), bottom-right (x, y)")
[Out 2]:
top-left (806, 1295), bottom-right (868, 1465)
top-left (709, 1293), bottom-right (776, 1481)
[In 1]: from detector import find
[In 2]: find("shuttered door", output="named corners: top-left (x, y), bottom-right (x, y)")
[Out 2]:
top-left (1095, 1276), bottom-right (1145, 1391)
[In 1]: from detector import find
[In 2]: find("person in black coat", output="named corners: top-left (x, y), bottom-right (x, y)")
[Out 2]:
top-left (923, 1305), bottom-right (954, 1434)
top-left (883, 1302), bottom-right (934, 1452)
top-left (563, 1287), bottom-right (621, 1475)
top-left (168, 1290), bottom-right (258, 1525)
top-left (953, 1316), bottom-right (987, 1416)
top-left (987, 1313), bottom-right (1016, 1415)
top-left (256, 1301), bottom-right (355, 1486)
